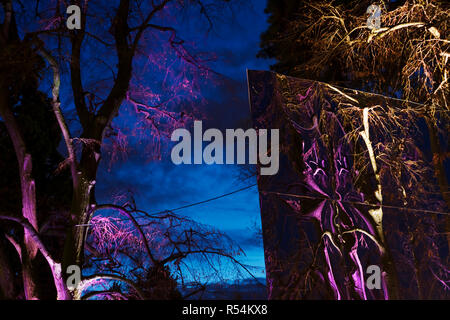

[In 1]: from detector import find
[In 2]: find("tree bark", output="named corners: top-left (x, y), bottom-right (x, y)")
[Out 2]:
top-left (0, 86), bottom-right (40, 299)
top-left (0, 0), bottom-right (42, 299)
top-left (359, 107), bottom-right (399, 299)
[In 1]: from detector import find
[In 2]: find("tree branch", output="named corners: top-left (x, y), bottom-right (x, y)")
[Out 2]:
top-left (75, 273), bottom-right (145, 300)
top-left (0, 214), bottom-right (71, 299)
top-left (90, 204), bottom-right (158, 265)
top-left (39, 48), bottom-right (79, 187)
top-left (70, 0), bottom-right (90, 129)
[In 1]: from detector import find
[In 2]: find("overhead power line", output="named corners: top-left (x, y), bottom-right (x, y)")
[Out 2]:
top-left (148, 183), bottom-right (258, 215)
top-left (78, 183), bottom-right (449, 227)
top-left (76, 183), bottom-right (258, 226)
top-left (263, 191), bottom-right (450, 216)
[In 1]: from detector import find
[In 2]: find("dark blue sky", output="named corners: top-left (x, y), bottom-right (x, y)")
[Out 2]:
top-left (95, 0), bottom-right (273, 280)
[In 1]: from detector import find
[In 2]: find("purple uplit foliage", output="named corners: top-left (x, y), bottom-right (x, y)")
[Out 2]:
top-left (107, 28), bottom-right (214, 164)
top-left (84, 204), bottom-right (248, 299)
top-left (89, 216), bottom-right (141, 255)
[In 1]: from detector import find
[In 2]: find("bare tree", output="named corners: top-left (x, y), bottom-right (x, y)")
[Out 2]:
top-left (0, 0), bottom-right (253, 299)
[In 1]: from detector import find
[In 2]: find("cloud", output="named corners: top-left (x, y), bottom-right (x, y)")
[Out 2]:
top-left (94, 0), bottom-right (271, 274)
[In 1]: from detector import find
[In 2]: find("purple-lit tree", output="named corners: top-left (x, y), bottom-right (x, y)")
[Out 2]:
top-left (0, 0), bottom-right (251, 300)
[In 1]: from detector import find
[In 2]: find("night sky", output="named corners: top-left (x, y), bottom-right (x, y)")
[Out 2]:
top-left (94, 0), bottom-right (273, 280)
top-left (2, 0), bottom-right (448, 302)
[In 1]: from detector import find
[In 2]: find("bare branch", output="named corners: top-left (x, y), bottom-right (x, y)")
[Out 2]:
top-left (39, 48), bottom-right (79, 187)
top-left (76, 273), bottom-right (145, 300)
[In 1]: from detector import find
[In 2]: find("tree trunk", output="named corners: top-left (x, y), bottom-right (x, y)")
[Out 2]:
top-left (63, 141), bottom-right (101, 273)
top-left (359, 107), bottom-right (399, 299)
top-left (0, 87), bottom-right (40, 299)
